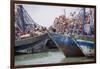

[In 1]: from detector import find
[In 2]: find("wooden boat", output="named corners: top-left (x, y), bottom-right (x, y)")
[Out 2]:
top-left (49, 33), bottom-right (95, 57)
top-left (76, 39), bottom-right (95, 57)
top-left (15, 33), bottom-right (50, 54)
top-left (15, 32), bottom-right (94, 57)
top-left (48, 33), bottom-right (85, 57)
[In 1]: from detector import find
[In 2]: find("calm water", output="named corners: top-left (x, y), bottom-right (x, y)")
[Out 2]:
top-left (15, 49), bottom-right (95, 66)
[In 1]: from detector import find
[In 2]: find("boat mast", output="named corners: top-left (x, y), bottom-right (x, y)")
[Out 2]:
top-left (82, 8), bottom-right (85, 35)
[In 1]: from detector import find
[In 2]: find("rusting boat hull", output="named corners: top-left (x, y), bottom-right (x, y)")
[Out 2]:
top-left (60, 45), bottom-right (84, 57)
top-left (50, 34), bottom-right (85, 57)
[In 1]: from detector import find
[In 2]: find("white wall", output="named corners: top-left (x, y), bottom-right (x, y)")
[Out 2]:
top-left (0, 0), bottom-right (100, 69)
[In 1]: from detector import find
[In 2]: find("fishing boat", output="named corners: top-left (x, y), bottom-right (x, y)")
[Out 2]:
top-left (15, 33), bottom-right (50, 54)
top-left (49, 33), bottom-right (95, 57)
top-left (76, 39), bottom-right (95, 57)
top-left (15, 32), bottom-right (95, 57)
top-left (48, 33), bottom-right (85, 57)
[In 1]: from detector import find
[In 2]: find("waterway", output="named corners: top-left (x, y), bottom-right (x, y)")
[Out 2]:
top-left (15, 49), bottom-right (95, 66)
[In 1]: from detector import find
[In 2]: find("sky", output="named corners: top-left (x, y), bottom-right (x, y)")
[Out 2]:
top-left (16, 4), bottom-right (82, 28)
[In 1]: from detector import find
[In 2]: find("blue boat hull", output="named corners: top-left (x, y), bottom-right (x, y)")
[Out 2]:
top-left (50, 33), bottom-right (85, 57)
top-left (51, 33), bottom-right (95, 57)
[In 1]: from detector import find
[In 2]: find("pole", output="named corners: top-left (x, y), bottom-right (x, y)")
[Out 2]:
top-left (82, 8), bottom-right (85, 35)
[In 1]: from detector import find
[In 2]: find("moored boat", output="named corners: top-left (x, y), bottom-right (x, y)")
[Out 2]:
top-left (15, 33), bottom-right (50, 54)
top-left (76, 39), bottom-right (95, 57)
top-left (15, 32), bottom-right (95, 57)
top-left (49, 33), bottom-right (85, 57)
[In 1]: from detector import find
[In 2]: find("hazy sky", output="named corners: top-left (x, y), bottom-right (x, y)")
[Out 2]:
top-left (16, 4), bottom-right (82, 28)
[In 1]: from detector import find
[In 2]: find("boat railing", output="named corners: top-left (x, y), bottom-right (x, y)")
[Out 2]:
top-left (16, 33), bottom-right (49, 46)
